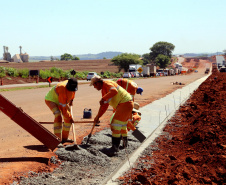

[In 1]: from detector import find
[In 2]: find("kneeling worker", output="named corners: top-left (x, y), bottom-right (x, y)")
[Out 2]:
top-left (90, 75), bottom-right (133, 156)
top-left (45, 78), bottom-right (78, 144)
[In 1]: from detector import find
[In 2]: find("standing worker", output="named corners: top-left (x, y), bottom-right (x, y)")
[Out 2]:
top-left (45, 78), bottom-right (78, 144)
top-left (110, 102), bottom-right (142, 149)
top-left (90, 75), bottom-right (133, 156)
top-left (116, 78), bottom-right (143, 101)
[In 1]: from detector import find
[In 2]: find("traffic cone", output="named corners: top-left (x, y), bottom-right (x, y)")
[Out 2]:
top-left (1, 78), bottom-right (3, 86)
top-left (36, 77), bottom-right (39, 83)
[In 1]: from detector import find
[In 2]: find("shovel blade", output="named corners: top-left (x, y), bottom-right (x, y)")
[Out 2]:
top-left (132, 129), bottom-right (146, 143)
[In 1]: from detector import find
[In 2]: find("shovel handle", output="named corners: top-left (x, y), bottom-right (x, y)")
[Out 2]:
top-left (70, 106), bottom-right (77, 145)
top-left (86, 121), bottom-right (96, 144)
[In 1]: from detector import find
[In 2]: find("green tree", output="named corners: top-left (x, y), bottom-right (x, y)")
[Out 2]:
top-left (73, 56), bottom-right (80, 60)
top-left (149, 41), bottom-right (175, 62)
top-left (60, 53), bottom-right (73, 61)
top-left (111, 53), bottom-right (142, 72)
top-left (142, 53), bottom-right (151, 65)
top-left (155, 54), bottom-right (170, 68)
top-left (50, 56), bottom-right (54, 61)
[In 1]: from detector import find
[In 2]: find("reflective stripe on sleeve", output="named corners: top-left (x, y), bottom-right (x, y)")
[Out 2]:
top-left (59, 103), bottom-right (67, 107)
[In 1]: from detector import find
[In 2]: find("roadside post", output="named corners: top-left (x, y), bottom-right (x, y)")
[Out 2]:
top-left (47, 77), bottom-right (53, 87)
top-left (70, 70), bottom-right (76, 77)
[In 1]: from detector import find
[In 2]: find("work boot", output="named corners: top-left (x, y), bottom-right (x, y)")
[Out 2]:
top-left (120, 137), bottom-right (128, 149)
top-left (101, 137), bottom-right (120, 157)
top-left (61, 139), bottom-right (74, 144)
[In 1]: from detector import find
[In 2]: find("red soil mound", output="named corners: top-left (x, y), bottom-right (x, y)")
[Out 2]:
top-left (120, 67), bottom-right (226, 184)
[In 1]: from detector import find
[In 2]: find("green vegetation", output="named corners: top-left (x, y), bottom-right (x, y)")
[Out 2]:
top-left (60, 53), bottom-right (80, 61)
top-left (0, 85), bottom-right (49, 92)
top-left (60, 53), bottom-right (73, 61)
top-left (0, 66), bottom-right (124, 81)
top-left (149, 41), bottom-right (175, 68)
top-left (111, 53), bottom-right (142, 72)
top-left (155, 54), bottom-right (171, 68)
top-left (0, 67), bottom-right (6, 78)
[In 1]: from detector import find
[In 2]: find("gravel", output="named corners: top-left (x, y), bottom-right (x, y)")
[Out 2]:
top-left (12, 128), bottom-right (141, 185)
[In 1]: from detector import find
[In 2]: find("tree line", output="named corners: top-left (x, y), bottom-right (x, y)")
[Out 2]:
top-left (57, 41), bottom-right (175, 72)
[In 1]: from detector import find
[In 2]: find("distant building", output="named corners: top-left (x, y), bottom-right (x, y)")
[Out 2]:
top-left (3, 46), bottom-right (11, 61)
top-left (2, 46), bottom-right (29, 63)
top-left (12, 54), bottom-right (23, 63)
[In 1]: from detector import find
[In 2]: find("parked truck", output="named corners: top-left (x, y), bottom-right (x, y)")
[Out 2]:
top-left (141, 66), bottom-right (150, 77)
top-left (129, 64), bottom-right (142, 73)
top-left (147, 64), bottom-right (156, 76)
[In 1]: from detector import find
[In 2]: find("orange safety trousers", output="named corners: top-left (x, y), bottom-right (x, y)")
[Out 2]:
top-left (110, 101), bottom-right (133, 138)
top-left (45, 100), bottom-right (72, 140)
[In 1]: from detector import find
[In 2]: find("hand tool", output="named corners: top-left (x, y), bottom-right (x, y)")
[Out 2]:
top-left (65, 106), bottom-right (80, 150)
top-left (39, 120), bottom-right (95, 124)
top-left (85, 119), bottom-right (97, 145)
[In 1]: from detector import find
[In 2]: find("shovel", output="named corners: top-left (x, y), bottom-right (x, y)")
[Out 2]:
top-left (85, 119), bottom-right (97, 145)
top-left (65, 106), bottom-right (80, 151)
top-left (132, 128), bottom-right (146, 143)
top-left (39, 120), bottom-right (95, 124)
top-left (128, 122), bottom-right (146, 143)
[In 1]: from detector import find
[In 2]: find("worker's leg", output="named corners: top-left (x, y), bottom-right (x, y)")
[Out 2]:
top-left (45, 100), bottom-right (62, 139)
top-left (62, 109), bottom-right (72, 142)
top-left (110, 101), bottom-right (133, 151)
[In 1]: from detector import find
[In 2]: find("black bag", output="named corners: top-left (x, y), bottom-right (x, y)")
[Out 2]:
top-left (83, 108), bottom-right (92, 119)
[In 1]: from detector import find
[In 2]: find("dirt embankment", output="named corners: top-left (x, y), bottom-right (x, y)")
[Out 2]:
top-left (120, 67), bottom-right (226, 184)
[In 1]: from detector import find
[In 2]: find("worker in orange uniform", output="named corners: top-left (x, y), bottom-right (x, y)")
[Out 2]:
top-left (90, 75), bottom-right (133, 156)
top-left (116, 78), bottom-right (143, 101)
top-left (110, 102), bottom-right (142, 149)
top-left (45, 78), bottom-right (78, 144)
top-left (123, 102), bottom-right (141, 148)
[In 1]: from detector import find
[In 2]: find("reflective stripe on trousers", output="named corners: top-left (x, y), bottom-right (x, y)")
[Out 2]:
top-left (110, 101), bottom-right (133, 138)
top-left (62, 122), bottom-right (72, 140)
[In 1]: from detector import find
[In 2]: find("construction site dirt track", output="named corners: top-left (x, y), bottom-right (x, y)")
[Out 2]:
top-left (0, 58), bottom-right (221, 184)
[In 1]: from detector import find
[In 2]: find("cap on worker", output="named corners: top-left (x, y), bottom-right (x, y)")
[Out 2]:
top-left (66, 77), bottom-right (78, 91)
top-left (136, 87), bottom-right (143, 95)
top-left (90, 75), bottom-right (102, 86)
top-left (132, 102), bottom-right (141, 115)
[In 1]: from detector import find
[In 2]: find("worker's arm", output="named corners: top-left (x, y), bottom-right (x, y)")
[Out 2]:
top-left (102, 86), bottom-right (118, 102)
top-left (94, 103), bottom-right (109, 123)
top-left (57, 88), bottom-right (74, 121)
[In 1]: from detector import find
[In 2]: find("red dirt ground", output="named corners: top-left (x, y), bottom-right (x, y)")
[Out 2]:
top-left (0, 58), bottom-right (215, 184)
top-left (120, 65), bottom-right (226, 184)
top-left (0, 59), bottom-right (119, 73)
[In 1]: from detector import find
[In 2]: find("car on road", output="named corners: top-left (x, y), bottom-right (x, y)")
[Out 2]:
top-left (123, 72), bottom-right (131, 78)
top-left (131, 72), bottom-right (140, 78)
top-left (87, 72), bottom-right (97, 81)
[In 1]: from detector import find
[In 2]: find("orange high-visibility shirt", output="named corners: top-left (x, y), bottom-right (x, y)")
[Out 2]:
top-left (48, 80), bottom-right (75, 121)
top-left (116, 79), bottom-right (138, 101)
top-left (99, 80), bottom-right (132, 117)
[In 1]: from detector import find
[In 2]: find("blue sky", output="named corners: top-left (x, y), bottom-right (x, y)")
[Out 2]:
top-left (1, 0), bottom-right (225, 56)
